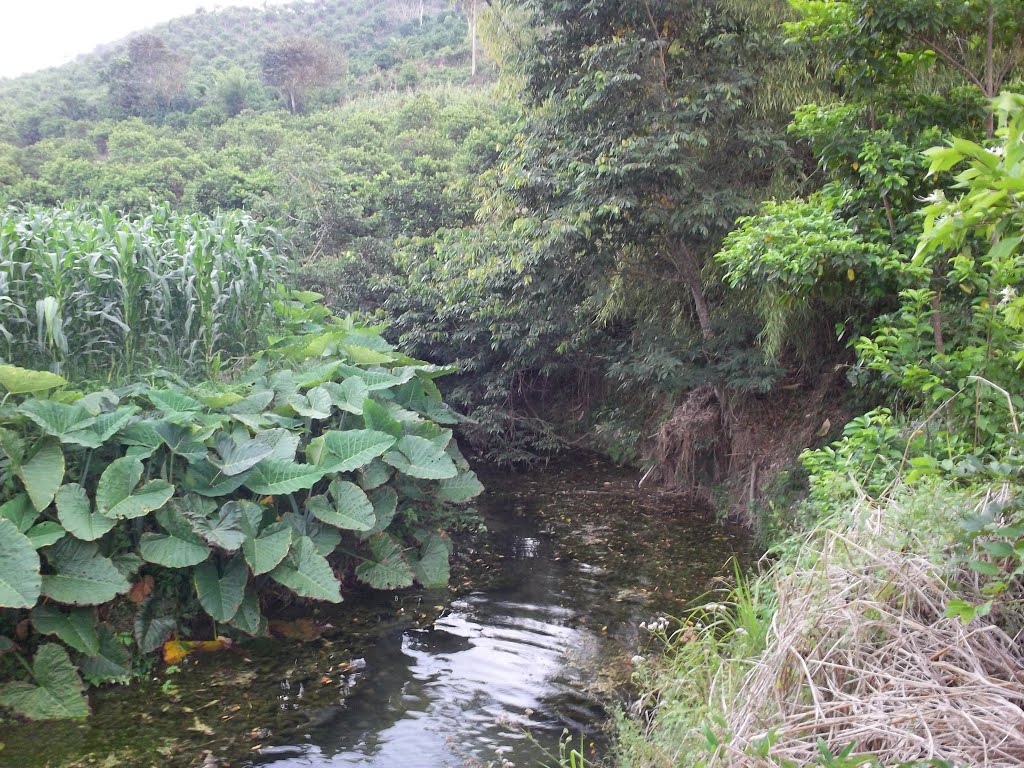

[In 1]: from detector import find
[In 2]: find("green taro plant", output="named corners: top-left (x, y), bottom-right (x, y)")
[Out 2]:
top-left (0, 296), bottom-right (483, 721)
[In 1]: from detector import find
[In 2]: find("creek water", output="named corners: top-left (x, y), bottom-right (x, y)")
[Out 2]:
top-left (1, 460), bottom-right (749, 768)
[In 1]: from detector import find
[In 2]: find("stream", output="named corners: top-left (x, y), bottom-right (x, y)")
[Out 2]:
top-left (1, 459), bottom-right (749, 768)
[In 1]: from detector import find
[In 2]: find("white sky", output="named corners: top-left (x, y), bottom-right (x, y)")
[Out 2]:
top-left (0, 0), bottom-right (296, 79)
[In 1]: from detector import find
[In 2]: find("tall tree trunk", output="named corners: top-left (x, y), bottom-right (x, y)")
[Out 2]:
top-left (986, 0), bottom-right (996, 136)
top-left (470, 0), bottom-right (478, 77)
top-left (676, 246), bottom-right (713, 340)
top-left (420, 0), bottom-right (424, 26)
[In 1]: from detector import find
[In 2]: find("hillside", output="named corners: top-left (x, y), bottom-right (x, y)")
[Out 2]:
top-left (0, 0), bottom-right (477, 146)
top-left (0, 0), bottom-right (499, 263)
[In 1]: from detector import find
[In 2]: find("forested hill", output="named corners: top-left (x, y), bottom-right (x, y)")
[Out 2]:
top-left (0, 0), bottom-right (474, 144)
top-left (0, 0), bottom-right (497, 262)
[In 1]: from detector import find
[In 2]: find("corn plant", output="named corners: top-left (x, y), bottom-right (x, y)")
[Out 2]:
top-left (0, 203), bottom-right (291, 380)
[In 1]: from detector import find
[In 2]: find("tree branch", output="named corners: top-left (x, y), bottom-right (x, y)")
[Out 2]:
top-left (911, 33), bottom-right (986, 93)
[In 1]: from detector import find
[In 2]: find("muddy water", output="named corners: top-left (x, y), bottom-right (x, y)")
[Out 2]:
top-left (1, 460), bottom-right (749, 768)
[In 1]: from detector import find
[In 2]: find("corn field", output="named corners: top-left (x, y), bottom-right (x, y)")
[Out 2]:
top-left (0, 204), bottom-right (291, 379)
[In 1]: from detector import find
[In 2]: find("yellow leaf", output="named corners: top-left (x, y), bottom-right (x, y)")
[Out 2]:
top-left (852, 161), bottom-right (860, 170)
top-left (163, 637), bottom-right (232, 665)
top-left (847, 268), bottom-right (856, 281)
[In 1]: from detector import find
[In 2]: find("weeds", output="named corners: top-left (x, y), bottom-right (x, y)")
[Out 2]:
top-left (618, 489), bottom-right (1024, 767)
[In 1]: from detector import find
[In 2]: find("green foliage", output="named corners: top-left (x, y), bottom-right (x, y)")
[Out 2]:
top-left (716, 196), bottom-right (897, 359)
top-left (852, 94), bottom-right (1024, 453)
top-left (787, 0), bottom-right (1023, 104)
top-left (0, 645), bottom-right (88, 721)
top-left (0, 205), bottom-right (290, 380)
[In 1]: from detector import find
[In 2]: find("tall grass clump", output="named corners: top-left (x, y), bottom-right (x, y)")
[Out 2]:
top-left (0, 203), bottom-right (291, 380)
top-left (617, 484), bottom-right (1024, 767)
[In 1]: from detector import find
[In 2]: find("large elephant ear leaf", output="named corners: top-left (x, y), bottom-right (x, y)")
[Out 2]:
top-left (188, 502), bottom-right (247, 552)
top-left (269, 536), bottom-right (341, 603)
top-left (243, 460), bottom-right (325, 495)
top-left (95, 457), bottom-right (174, 520)
top-left (0, 364), bottom-right (68, 395)
top-left (433, 471), bottom-right (484, 503)
top-left (183, 461), bottom-right (250, 498)
top-left (56, 484), bottom-right (116, 542)
top-left (153, 421), bottom-right (207, 461)
top-left (409, 533), bottom-right (452, 589)
top-left (362, 398), bottom-right (402, 438)
top-left (0, 493), bottom-right (38, 533)
top-left (356, 534), bottom-right (414, 590)
top-left (383, 436), bottom-right (457, 480)
top-left (307, 480), bottom-right (375, 532)
top-left (312, 429), bottom-right (396, 473)
top-left (322, 377), bottom-right (368, 414)
top-left (288, 386), bottom-right (333, 419)
top-left (139, 506), bottom-right (210, 568)
top-left (147, 388), bottom-right (203, 415)
top-left (0, 517), bottom-right (42, 609)
top-left (79, 625), bottom-right (133, 685)
top-left (40, 539), bottom-right (130, 606)
top-left (134, 597), bottom-right (177, 655)
top-left (208, 432), bottom-right (275, 477)
top-left (240, 515), bottom-right (292, 576)
top-left (0, 426), bottom-right (25, 467)
top-left (365, 487), bottom-right (399, 537)
top-left (0, 644), bottom-right (89, 720)
top-left (31, 605), bottom-right (99, 656)
top-left (194, 557), bottom-right (248, 623)
top-left (230, 588), bottom-right (267, 637)
top-left (18, 401), bottom-right (99, 447)
top-left (17, 438), bottom-right (64, 511)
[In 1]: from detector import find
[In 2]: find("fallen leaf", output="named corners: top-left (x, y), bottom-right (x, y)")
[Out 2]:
top-left (189, 716), bottom-right (214, 736)
top-left (163, 637), bottom-right (233, 665)
top-left (128, 575), bottom-right (155, 605)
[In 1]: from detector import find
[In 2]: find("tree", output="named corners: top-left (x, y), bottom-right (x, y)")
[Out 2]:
top-left (789, 0), bottom-right (1024, 135)
top-left (453, 0), bottom-right (485, 76)
top-left (490, 0), bottom-right (807, 342)
top-left (216, 67), bottom-right (255, 117)
top-left (104, 34), bottom-right (190, 118)
top-left (260, 39), bottom-right (344, 115)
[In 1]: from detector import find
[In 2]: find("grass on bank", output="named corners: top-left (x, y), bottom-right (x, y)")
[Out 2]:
top-left (616, 481), bottom-right (1024, 768)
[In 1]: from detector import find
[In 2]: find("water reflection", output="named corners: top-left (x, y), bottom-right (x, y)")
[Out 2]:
top-left (251, 503), bottom-right (604, 767)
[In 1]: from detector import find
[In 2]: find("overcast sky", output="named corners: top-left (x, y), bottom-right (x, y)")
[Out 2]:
top-left (0, 0), bottom-right (295, 79)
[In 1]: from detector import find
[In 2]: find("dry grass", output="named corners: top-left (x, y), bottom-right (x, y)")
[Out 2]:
top-left (718, 502), bottom-right (1024, 767)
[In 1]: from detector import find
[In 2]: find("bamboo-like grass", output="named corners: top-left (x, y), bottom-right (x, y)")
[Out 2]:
top-left (0, 203), bottom-right (291, 380)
